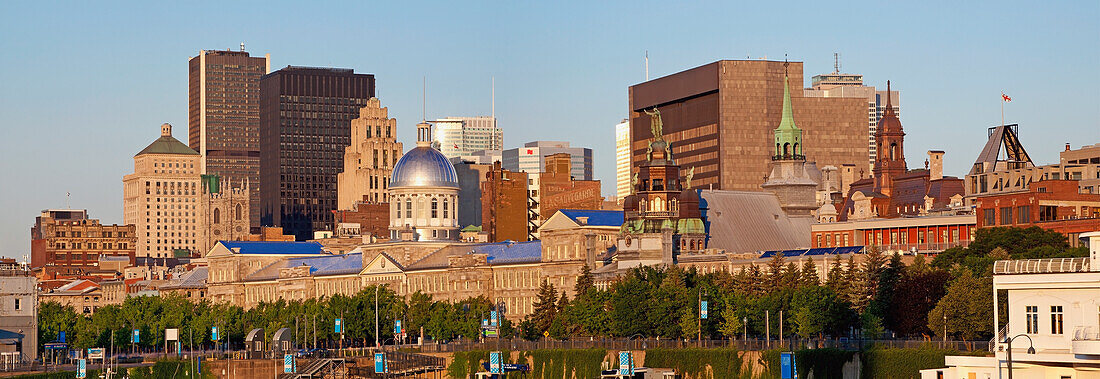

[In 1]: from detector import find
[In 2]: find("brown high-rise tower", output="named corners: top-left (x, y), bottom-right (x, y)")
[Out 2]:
top-left (628, 60), bottom-right (868, 192)
top-left (188, 48), bottom-right (269, 231)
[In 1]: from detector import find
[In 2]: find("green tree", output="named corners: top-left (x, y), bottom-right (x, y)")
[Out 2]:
top-left (766, 253), bottom-right (786, 289)
top-left (530, 281), bottom-right (559, 334)
top-left (574, 264), bottom-right (594, 295)
top-left (718, 305), bottom-right (743, 339)
top-left (611, 276), bottom-right (650, 337)
top-left (800, 257), bottom-right (820, 287)
top-left (790, 286), bottom-right (854, 338)
top-left (678, 307), bottom-right (700, 340)
top-left (927, 271), bottom-right (993, 340)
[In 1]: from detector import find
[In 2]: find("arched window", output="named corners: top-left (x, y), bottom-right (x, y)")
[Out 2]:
top-left (212, 208), bottom-right (220, 224)
top-left (890, 143), bottom-right (898, 160)
top-left (405, 198), bottom-right (413, 218)
top-left (793, 143), bottom-right (799, 155)
top-left (670, 198), bottom-right (678, 212)
top-left (776, 143), bottom-right (781, 156)
top-left (783, 143), bottom-right (790, 157)
top-left (653, 196), bottom-right (664, 212)
top-left (418, 197), bottom-right (427, 219)
top-left (234, 204), bottom-right (242, 220)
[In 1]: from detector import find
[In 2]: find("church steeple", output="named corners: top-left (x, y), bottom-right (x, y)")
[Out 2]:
top-left (873, 80), bottom-right (907, 196)
top-left (773, 74), bottom-right (804, 160)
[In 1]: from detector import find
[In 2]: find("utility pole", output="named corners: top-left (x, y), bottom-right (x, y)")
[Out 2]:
top-left (765, 310), bottom-right (770, 348)
top-left (779, 310), bottom-right (784, 348)
top-left (697, 289), bottom-right (702, 345)
top-left (375, 286), bottom-right (380, 348)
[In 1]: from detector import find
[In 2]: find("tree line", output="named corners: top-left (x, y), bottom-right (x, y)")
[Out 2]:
top-left (40, 226), bottom-right (1084, 351)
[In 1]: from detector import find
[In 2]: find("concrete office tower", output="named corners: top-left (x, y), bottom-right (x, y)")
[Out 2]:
top-left (259, 66), bottom-right (376, 240)
top-left (431, 116), bottom-right (503, 160)
top-left (337, 97), bottom-right (403, 209)
top-left (628, 60), bottom-right (867, 192)
top-left (188, 49), bottom-right (269, 231)
top-left (615, 119), bottom-right (631, 200)
top-left (805, 68), bottom-right (900, 173)
top-left (502, 141), bottom-right (594, 180)
top-left (124, 123), bottom-right (202, 258)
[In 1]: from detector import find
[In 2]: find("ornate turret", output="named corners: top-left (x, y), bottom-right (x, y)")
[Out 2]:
top-left (773, 75), bottom-right (804, 160)
top-left (761, 72), bottom-right (820, 218)
top-left (618, 108), bottom-right (706, 263)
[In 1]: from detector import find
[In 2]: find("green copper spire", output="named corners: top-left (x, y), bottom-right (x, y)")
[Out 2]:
top-left (773, 74), bottom-right (804, 160)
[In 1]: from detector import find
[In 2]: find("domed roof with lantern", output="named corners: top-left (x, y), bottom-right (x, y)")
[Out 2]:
top-left (389, 122), bottom-right (459, 189)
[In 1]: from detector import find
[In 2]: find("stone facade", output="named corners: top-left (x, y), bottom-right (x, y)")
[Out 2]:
top-left (200, 175), bottom-right (251, 254)
top-left (124, 123), bottom-right (203, 258)
top-left (0, 265), bottom-right (37, 362)
top-left (337, 97), bottom-right (403, 208)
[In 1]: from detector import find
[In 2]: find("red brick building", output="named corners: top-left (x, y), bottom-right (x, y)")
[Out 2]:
top-left (30, 209), bottom-right (136, 272)
top-left (539, 153), bottom-right (603, 222)
top-left (482, 162), bottom-right (531, 242)
top-left (332, 197), bottom-right (390, 239)
top-left (973, 179), bottom-right (1100, 245)
top-left (811, 214), bottom-right (976, 253)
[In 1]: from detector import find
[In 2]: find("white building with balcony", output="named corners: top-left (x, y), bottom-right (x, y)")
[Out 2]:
top-left (922, 231), bottom-right (1100, 378)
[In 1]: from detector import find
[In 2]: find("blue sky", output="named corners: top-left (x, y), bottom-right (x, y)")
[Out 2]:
top-left (1, 1), bottom-right (1097, 258)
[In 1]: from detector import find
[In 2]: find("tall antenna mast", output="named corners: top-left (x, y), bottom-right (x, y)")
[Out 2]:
top-left (645, 50), bottom-right (649, 81)
top-left (421, 76), bottom-right (426, 122)
top-left (834, 52), bottom-right (840, 74)
top-left (491, 76), bottom-right (495, 119)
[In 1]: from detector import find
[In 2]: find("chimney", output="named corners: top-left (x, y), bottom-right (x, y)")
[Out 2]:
top-left (928, 151), bottom-right (944, 181)
top-left (840, 164), bottom-right (856, 195)
top-left (1066, 143), bottom-right (1071, 152)
top-left (1084, 231), bottom-right (1100, 272)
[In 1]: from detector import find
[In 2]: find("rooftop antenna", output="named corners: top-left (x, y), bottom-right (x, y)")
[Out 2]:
top-left (645, 50), bottom-right (649, 81)
top-left (240, 42), bottom-right (245, 52)
top-left (834, 52), bottom-right (840, 74)
top-left (422, 76), bottom-right (426, 122)
top-left (491, 76), bottom-right (495, 119)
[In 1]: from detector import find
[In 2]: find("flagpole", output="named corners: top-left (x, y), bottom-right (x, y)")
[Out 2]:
top-left (1001, 92), bottom-right (1005, 127)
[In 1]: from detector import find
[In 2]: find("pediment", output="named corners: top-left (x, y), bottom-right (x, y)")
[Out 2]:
top-left (360, 252), bottom-right (404, 275)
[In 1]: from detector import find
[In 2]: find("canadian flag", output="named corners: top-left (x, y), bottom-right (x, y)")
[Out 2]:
top-left (1002, 93), bottom-right (1012, 102)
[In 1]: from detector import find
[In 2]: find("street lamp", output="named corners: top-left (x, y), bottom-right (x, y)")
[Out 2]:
top-left (1004, 334), bottom-right (1035, 379)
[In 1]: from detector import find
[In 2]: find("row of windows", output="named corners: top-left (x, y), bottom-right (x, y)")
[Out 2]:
top-left (1024, 305), bottom-right (1065, 335)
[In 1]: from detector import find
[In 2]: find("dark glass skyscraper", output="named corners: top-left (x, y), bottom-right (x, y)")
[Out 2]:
top-left (259, 66), bottom-right (376, 240)
top-left (188, 49), bottom-right (269, 231)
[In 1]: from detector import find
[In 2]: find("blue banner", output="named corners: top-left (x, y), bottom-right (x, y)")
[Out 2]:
top-left (701, 300), bottom-right (708, 319)
top-left (284, 354), bottom-right (295, 373)
top-left (132, 329), bottom-right (140, 343)
top-left (211, 326), bottom-right (219, 341)
top-left (59, 331), bottom-right (66, 343)
top-left (374, 352), bottom-right (386, 373)
top-left (618, 351), bottom-right (633, 375)
top-left (394, 320), bottom-right (402, 334)
top-left (335, 318), bottom-right (343, 334)
top-left (780, 352), bottom-right (797, 379)
top-left (490, 311), bottom-right (499, 327)
top-left (489, 351), bottom-right (502, 374)
top-left (76, 359), bottom-right (86, 378)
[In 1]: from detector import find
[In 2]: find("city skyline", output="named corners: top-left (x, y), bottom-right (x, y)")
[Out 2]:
top-left (1, 1), bottom-right (1098, 258)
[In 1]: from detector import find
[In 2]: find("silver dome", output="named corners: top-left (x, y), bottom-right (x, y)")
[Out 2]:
top-left (390, 146), bottom-right (460, 188)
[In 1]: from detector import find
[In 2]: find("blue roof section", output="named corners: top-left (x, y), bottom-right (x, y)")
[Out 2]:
top-left (245, 253), bottom-right (363, 282)
top-left (558, 209), bottom-right (624, 227)
top-left (289, 253), bottom-right (364, 276)
top-left (759, 246), bottom-right (865, 258)
top-left (480, 241), bottom-right (542, 265)
top-left (218, 241), bottom-right (324, 255)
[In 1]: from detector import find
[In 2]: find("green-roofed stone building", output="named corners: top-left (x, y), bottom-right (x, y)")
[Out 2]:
top-left (124, 123), bottom-right (252, 260)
